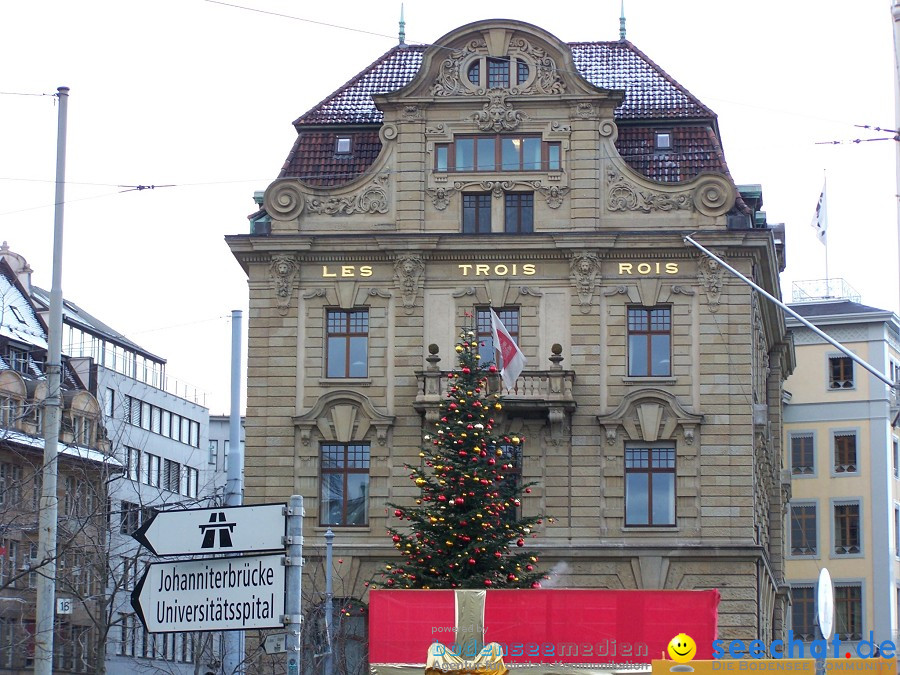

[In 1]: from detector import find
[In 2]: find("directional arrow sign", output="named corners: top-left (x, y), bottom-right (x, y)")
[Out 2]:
top-left (132, 503), bottom-right (286, 556)
top-left (131, 553), bottom-right (286, 633)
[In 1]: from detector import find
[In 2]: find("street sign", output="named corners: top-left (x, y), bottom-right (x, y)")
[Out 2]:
top-left (132, 503), bottom-right (286, 556)
top-left (263, 633), bottom-right (287, 655)
top-left (131, 553), bottom-right (286, 633)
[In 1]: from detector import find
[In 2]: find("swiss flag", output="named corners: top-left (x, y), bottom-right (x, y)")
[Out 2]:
top-left (489, 308), bottom-right (526, 390)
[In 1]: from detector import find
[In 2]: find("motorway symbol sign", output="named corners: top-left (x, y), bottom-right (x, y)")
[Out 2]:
top-left (131, 553), bottom-right (286, 633)
top-left (263, 633), bottom-right (287, 655)
top-left (132, 503), bottom-right (286, 556)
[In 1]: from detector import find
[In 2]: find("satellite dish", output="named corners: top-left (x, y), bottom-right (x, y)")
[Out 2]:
top-left (817, 568), bottom-right (834, 641)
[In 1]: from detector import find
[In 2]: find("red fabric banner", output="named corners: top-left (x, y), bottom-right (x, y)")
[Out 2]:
top-left (369, 588), bottom-right (719, 666)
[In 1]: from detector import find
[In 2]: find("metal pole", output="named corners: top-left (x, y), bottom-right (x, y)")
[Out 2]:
top-left (223, 310), bottom-right (244, 674)
top-left (324, 529), bottom-right (334, 675)
top-left (684, 235), bottom-right (896, 389)
top-left (285, 496), bottom-right (304, 675)
top-left (34, 85), bottom-right (68, 675)
top-left (892, 1), bottom-right (900, 313)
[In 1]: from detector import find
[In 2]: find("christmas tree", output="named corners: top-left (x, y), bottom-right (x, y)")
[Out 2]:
top-left (377, 325), bottom-right (547, 589)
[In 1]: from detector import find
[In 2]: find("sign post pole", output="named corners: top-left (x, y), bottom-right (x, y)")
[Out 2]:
top-left (284, 495), bottom-right (304, 675)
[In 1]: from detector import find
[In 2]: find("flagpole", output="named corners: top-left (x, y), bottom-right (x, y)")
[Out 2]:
top-left (823, 172), bottom-right (830, 295)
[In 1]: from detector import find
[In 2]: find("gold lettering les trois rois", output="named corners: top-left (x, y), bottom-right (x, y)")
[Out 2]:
top-left (320, 263), bottom-right (538, 278)
top-left (618, 262), bottom-right (679, 275)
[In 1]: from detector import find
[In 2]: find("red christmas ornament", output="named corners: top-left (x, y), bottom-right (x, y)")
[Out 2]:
top-left (484, 579), bottom-right (492, 586)
top-left (489, 365), bottom-right (497, 373)
top-left (468, 558), bottom-right (476, 565)
top-left (516, 539), bottom-right (525, 547)
top-left (462, 367), bottom-right (471, 374)
top-left (394, 509), bottom-right (403, 517)
top-left (532, 582), bottom-right (541, 589)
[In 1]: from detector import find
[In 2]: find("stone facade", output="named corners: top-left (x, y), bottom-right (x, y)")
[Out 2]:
top-left (228, 19), bottom-right (793, 647)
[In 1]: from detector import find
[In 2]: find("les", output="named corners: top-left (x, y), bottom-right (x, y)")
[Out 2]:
top-left (322, 265), bottom-right (373, 278)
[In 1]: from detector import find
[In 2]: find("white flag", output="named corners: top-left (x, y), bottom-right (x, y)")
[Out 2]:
top-left (811, 184), bottom-right (827, 245)
top-left (489, 308), bottom-right (526, 390)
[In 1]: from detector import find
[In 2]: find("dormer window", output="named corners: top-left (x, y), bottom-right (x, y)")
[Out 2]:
top-left (9, 307), bottom-right (25, 325)
top-left (335, 137), bottom-right (352, 155)
top-left (465, 56), bottom-right (530, 90)
top-left (655, 132), bottom-right (672, 151)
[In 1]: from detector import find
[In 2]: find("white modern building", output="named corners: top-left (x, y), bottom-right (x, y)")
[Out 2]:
top-left (1, 244), bottom-right (226, 674)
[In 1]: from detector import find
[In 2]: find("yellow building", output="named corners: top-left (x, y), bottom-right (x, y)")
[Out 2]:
top-left (783, 289), bottom-right (900, 647)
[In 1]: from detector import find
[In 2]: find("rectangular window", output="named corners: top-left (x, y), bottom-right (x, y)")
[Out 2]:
top-left (829, 356), bottom-right (854, 389)
top-left (835, 584), bottom-right (863, 641)
top-left (487, 57), bottom-right (510, 88)
top-left (103, 388), bottom-right (115, 417)
top-left (504, 192), bottom-right (534, 233)
top-left (6, 346), bottom-right (28, 374)
top-left (140, 452), bottom-right (149, 485)
top-left (326, 309), bottom-right (369, 378)
top-left (476, 307), bottom-right (519, 367)
top-left (834, 433), bottom-right (857, 473)
top-left (655, 131), bottom-right (673, 150)
top-left (462, 193), bottom-right (492, 233)
top-left (161, 410), bottom-right (171, 438)
top-left (126, 447), bottom-right (140, 482)
top-left (895, 507), bottom-right (900, 557)
top-left (171, 414), bottom-right (181, 441)
top-left (438, 135), bottom-right (561, 173)
top-left (435, 145), bottom-right (448, 172)
top-left (140, 402), bottom-right (151, 430)
top-left (120, 501), bottom-right (140, 535)
top-left (163, 459), bottom-right (181, 493)
top-left (893, 437), bottom-right (899, 479)
top-left (627, 307), bottom-right (672, 377)
top-left (148, 454), bottom-right (160, 488)
top-left (320, 443), bottom-right (370, 526)
top-left (789, 503), bottom-right (817, 555)
top-left (834, 502), bottom-right (861, 554)
top-left (150, 407), bottom-right (161, 434)
top-left (790, 585), bottom-right (816, 641)
top-left (181, 417), bottom-right (190, 444)
top-left (190, 421), bottom-right (200, 448)
top-left (624, 445), bottom-right (676, 526)
top-left (209, 440), bottom-right (218, 466)
top-left (791, 434), bottom-right (815, 475)
top-left (335, 137), bottom-right (352, 154)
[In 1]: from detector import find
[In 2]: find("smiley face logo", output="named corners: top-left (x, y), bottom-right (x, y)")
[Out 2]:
top-left (667, 633), bottom-right (697, 664)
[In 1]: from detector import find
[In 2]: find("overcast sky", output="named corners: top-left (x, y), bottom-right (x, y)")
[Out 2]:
top-left (2, 1), bottom-right (897, 414)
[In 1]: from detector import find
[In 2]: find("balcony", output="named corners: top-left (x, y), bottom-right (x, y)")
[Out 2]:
top-left (414, 344), bottom-right (576, 442)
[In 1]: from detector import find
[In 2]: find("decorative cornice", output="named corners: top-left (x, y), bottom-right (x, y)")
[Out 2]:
top-left (427, 179), bottom-right (569, 210)
top-left (306, 174), bottom-right (390, 217)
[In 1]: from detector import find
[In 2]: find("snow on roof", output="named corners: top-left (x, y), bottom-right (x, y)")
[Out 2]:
top-left (4, 429), bottom-right (122, 468)
top-left (0, 271), bottom-right (47, 350)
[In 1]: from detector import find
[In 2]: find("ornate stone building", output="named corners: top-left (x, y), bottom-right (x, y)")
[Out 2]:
top-left (228, 18), bottom-right (793, 652)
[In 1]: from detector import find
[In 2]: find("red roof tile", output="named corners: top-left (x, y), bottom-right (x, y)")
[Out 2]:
top-left (280, 130), bottom-right (383, 184)
top-left (294, 41), bottom-right (713, 127)
top-left (615, 125), bottom-right (728, 183)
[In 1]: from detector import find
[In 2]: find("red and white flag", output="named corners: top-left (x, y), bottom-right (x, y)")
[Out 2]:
top-left (489, 308), bottom-right (526, 390)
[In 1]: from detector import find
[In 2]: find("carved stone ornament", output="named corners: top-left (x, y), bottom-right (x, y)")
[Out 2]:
top-left (570, 252), bottom-right (602, 313)
top-left (431, 39), bottom-right (486, 96)
top-left (597, 388), bottom-right (703, 447)
top-left (430, 36), bottom-right (564, 97)
top-left (606, 168), bottom-right (693, 213)
top-left (393, 255), bottom-right (425, 314)
top-left (294, 390), bottom-right (394, 447)
top-left (429, 180), bottom-right (568, 210)
top-left (471, 92), bottom-right (526, 132)
top-left (265, 181), bottom-right (305, 221)
top-left (306, 174), bottom-right (390, 217)
top-left (269, 255), bottom-right (300, 316)
top-left (697, 254), bottom-right (724, 313)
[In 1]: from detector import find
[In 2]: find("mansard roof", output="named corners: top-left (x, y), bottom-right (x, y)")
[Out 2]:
top-left (293, 40), bottom-right (714, 128)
